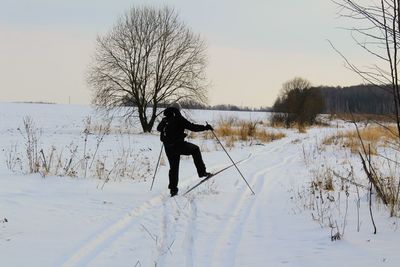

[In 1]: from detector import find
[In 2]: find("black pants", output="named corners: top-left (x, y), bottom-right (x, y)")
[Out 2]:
top-left (164, 141), bottom-right (206, 192)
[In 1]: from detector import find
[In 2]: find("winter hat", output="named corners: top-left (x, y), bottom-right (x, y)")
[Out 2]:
top-left (169, 101), bottom-right (181, 111)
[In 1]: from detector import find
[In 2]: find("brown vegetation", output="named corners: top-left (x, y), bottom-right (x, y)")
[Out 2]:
top-left (323, 125), bottom-right (397, 155)
top-left (201, 116), bottom-right (285, 147)
top-left (331, 113), bottom-right (397, 123)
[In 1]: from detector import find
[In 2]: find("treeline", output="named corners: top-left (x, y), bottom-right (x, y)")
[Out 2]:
top-left (178, 100), bottom-right (271, 111)
top-left (123, 98), bottom-right (271, 112)
top-left (317, 84), bottom-right (394, 115)
top-left (271, 77), bottom-right (397, 127)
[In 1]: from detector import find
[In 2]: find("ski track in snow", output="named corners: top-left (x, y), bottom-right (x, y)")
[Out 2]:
top-left (183, 198), bottom-right (199, 267)
top-left (60, 162), bottom-right (236, 266)
top-left (156, 183), bottom-right (205, 267)
top-left (59, 135), bottom-right (301, 267)
top-left (156, 197), bottom-right (182, 266)
top-left (184, 199), bottom-right (197, 267)
top-left (208, 138), bottom-right (299, 266)
top-left (60, 193), bottom-right (168, 267)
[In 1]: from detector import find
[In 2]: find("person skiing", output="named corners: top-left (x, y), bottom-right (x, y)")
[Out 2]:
top-left (157, 103), bottom-right (213, 197)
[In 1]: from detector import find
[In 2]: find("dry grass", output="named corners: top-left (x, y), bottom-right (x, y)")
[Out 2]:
top-left (269, 118), bottom-right (310, 133)
top-left (297, 124), bottom-right (307, 133)
top-left (323, 125), bottom-right (398, 155)
top-left (269, 119), bottom-right (286, 128)
top-left (332, 113), bottom-right (397, 123)
top-left (256, 130), bottom-right (286, 142)
top-left (202, 117), bottom-right (286, 146)
top-left (225, 135), bottom-right (237, 148)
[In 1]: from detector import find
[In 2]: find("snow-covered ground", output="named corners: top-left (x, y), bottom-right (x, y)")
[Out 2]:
top-left (1, 102), bottom-right (399, 267)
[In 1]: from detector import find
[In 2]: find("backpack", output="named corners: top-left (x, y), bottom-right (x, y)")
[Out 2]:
top-left (160, 117), bottom-right (179, 144)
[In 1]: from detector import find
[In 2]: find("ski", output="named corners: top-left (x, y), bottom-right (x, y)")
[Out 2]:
top-left (183, 155), bottom-right (250, 195)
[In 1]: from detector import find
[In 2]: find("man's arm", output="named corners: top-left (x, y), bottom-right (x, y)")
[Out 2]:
top-left (182, 117), bottom-right (210, 132)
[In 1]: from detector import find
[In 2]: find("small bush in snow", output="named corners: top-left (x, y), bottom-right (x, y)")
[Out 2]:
top-left (8, 117), bottom-right (153, 182)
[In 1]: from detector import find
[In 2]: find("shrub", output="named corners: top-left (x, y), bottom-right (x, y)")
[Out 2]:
top-left (272, 77), bottom-right (325, 127)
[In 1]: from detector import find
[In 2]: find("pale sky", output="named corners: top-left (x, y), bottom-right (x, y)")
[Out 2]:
top-left (0, 0), bottom-right (368, 107)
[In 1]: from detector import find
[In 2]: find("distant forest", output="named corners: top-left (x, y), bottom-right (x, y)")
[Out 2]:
top-left (123, 84), bottom-right (395, 114)
top-left (126, 99), bottom-right (272, 112)
top-left (316, 84), bottom-right (394, 115)
top-left (179, 101), bottom-right (271, 112)
top-left (189, 84), bottom-right (396, 114)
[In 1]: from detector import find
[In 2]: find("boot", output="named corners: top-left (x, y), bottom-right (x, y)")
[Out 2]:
top-left (199, 171), bottom-right (212, 178)
top-left (170, 188), bottom-right (178, 197)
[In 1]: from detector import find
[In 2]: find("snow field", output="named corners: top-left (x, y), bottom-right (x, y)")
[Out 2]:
top-left (1, 102), bottom-right (400, 267)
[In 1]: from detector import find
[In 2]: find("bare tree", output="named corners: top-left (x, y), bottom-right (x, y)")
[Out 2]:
top-left (281, 77), bottom-right (312, 97)
top-left (87, 6), bottom-right (208, 132)
top-left (333, 0), bottom-right (400, 217)
top-left (332, 0), bottom-right (400, 124)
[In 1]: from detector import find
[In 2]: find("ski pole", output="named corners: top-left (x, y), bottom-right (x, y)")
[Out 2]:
top-left (209, 126), bottom-right (255, 195)
top-left (150, 144), bottom-right (164, 191)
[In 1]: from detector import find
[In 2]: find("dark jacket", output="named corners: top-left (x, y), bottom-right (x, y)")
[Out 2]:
top-left (157, 107), bottom-right (207, 145)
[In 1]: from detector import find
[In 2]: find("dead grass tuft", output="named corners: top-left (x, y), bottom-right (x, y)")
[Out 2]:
top-left (323, 125), bottom-right (398, 155)
top-left (203, 117), bottom-right (286, 145)
top-left (256, 130), bottom-right (286, 142)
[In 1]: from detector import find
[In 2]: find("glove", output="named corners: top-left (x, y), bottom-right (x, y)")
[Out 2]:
top-left (205, 124), bottom-right (214, 131)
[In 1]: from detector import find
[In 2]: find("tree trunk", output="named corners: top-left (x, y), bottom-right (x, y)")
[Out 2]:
top-left (138, 111), bottom-right (157, 132)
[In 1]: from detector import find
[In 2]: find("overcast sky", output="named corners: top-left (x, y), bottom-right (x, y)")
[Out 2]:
top-left (0, 0), bottom-right (368, 107)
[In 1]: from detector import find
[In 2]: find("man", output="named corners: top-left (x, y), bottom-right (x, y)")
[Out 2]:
top-left (157, 103), bottom-right (213, 197)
